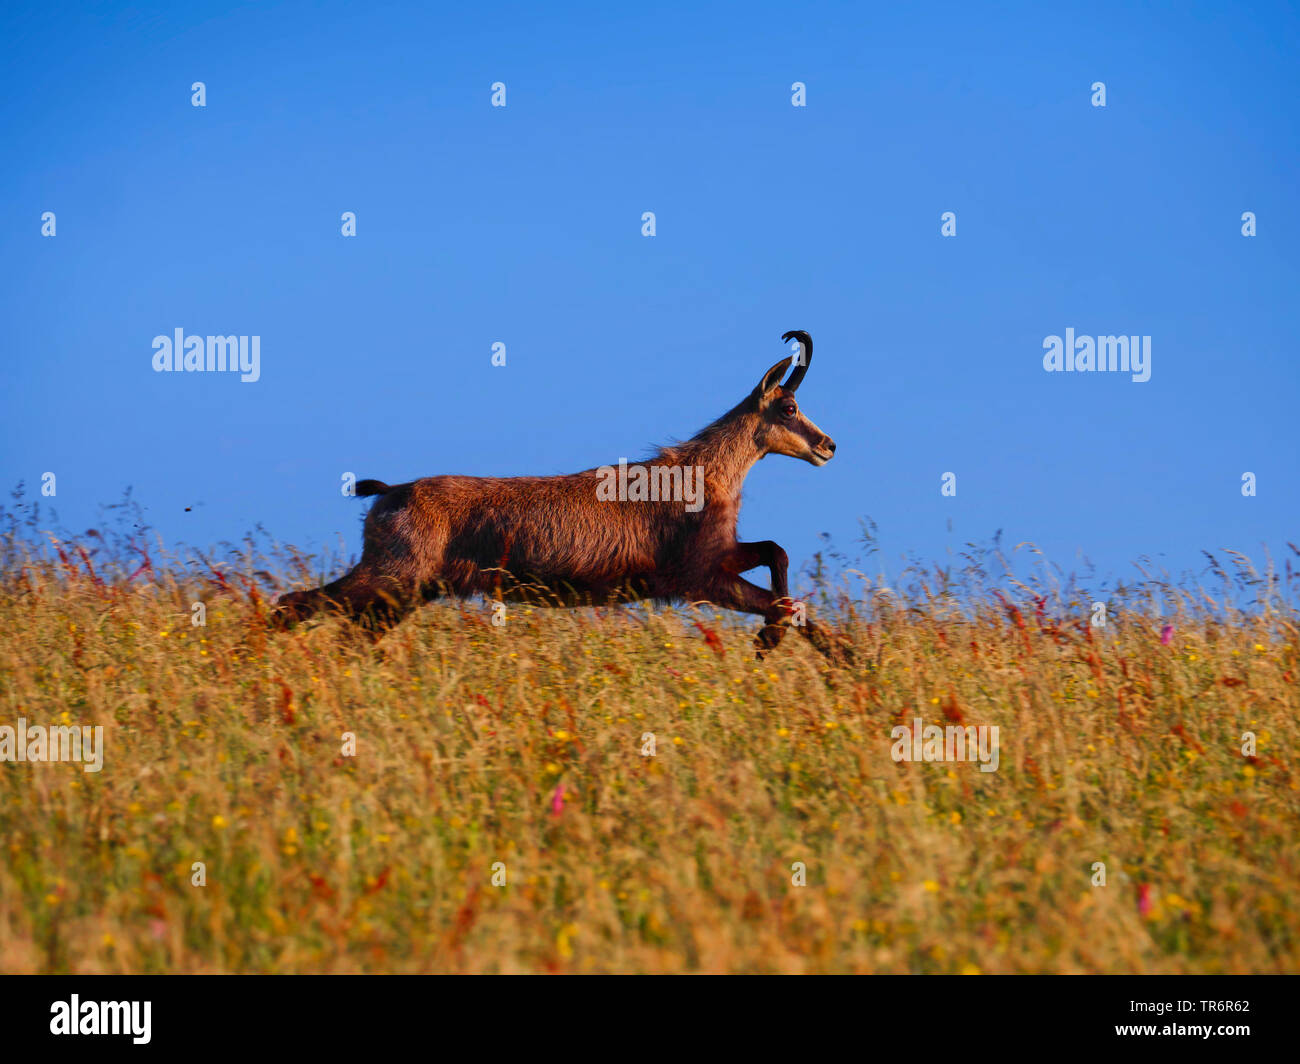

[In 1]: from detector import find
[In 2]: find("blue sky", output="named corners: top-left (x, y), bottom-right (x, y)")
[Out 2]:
top-left (2, 1), bottom-right (1296, 595)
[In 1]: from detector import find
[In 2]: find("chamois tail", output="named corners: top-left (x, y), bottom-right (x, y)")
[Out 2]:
top-left (355, 479), bottom-right (392, 497)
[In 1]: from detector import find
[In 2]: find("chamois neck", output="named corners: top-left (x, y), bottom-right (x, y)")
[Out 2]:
top-left (660, 404), bottom-right (765, 502)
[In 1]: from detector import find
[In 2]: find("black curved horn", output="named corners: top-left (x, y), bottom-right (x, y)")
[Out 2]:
top-left (781, 330), bottom-right (812, 392)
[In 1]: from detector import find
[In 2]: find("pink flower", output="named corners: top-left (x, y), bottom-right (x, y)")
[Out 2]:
top-left (1137, 883), bottom-right (1153, 917)
top-left (550, 783), bottom-right (565, 817)
top-left (1160, 625), bottom-right (1174, 645)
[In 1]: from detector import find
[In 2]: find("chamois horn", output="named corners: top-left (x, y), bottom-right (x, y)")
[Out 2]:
top-left (781, 330), bottom-right (812, 392)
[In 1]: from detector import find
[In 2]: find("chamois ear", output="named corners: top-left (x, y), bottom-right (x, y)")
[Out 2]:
top-left (754, 356), bottom-right (793, 397)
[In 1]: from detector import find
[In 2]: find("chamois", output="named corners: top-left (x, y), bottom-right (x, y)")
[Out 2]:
top-left (271, 331), bottom-right (839, 657)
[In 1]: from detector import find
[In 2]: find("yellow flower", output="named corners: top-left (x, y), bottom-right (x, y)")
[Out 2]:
top-left (212, 815), bottom-right (227, 829)
top-left (961, 963), bottom-right (981, 975)
top-left (923, 880), bottom-right (939, 893)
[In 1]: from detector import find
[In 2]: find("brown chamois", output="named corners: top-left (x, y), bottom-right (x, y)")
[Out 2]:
top-left (271, 331), bottom-right (840, 657)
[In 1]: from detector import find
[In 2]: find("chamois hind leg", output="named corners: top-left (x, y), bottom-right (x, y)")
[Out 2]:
top-left (271, 564), bottom-right (418, 635)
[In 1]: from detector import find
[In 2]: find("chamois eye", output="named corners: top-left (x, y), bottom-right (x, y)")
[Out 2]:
top-left (780, 402), bottom-right (797, 419)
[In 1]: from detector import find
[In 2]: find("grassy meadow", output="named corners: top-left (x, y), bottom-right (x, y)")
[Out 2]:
top-left (1, 509), bottom-right (1297, 974)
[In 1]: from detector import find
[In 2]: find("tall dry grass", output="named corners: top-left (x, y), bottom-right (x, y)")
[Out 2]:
top-left (1, 498), bottom-right (1296, 973)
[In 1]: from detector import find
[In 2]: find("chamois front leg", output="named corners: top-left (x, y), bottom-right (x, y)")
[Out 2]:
top-left (702, 575), bottom-right (790, 654)
top-left (716, 546), bottom-right (846, 662)
top-left (724, 541), bottom-right (788, 593)
top-left (723, 541), bottom-right (797, 646)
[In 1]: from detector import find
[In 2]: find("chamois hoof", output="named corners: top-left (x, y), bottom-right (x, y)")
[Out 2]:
top-left (755, 622), bottom-right (787, 654)
top-left (268, 591), bottom-right (312, 631)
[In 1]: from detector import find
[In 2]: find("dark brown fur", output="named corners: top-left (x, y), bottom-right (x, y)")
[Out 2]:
top-left (272, 331), bottom-right (839, 657)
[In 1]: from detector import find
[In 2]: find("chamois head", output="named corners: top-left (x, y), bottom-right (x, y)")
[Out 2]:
top-left (749, 330), bottom-right (837, 466)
